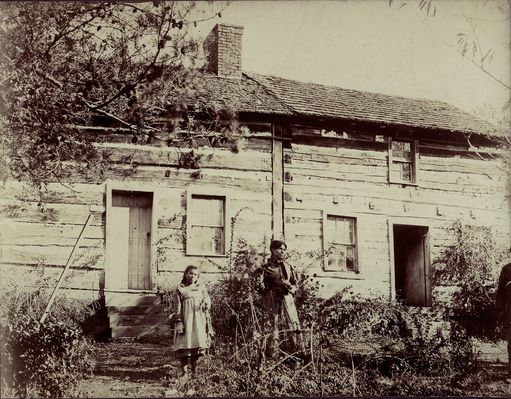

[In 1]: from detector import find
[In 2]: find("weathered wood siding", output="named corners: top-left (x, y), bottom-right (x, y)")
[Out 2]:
top-left (1, 129), bottom-right (508, 301)
top-left (283, 139), bottom-right (510, 299)
top-left (0, 139), bottom-right (273, 293)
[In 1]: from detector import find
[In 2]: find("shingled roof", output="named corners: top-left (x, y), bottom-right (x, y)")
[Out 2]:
top-left (194, 72), bottom-right (501, 138)
top-left (199, 23), bottom-right (502, 138)
top-left (198, 74), bottom-right (293, 115)
top-left (243, 72), bottom-right (501, 137)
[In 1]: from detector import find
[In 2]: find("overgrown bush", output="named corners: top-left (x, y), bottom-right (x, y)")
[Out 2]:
top-left (293, 269), bottom-right (322, 329)
top-left (209, 239), bottom-right (266, 340)
top-left (313, 288), bottom-right (478, 382)
top-left (0, 266), bottom-right (95, 398)
top-left (432, 220), bottom-right (508, 340)
top-left (318, 289), bottom-right (412, 338)
top-left (0, 264), bottom-right (101, 327)
top-left (1, 315), bottom-right (93, 398)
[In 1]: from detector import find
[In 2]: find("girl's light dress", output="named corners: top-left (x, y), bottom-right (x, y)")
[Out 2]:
top-left (173, 283), bottom-right (213, 358)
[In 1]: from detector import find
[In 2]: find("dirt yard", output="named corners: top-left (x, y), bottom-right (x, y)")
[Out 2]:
top-left (75, 339), bottom-right (511, 397)
top-left (76, 340), bottom-right (176, 398)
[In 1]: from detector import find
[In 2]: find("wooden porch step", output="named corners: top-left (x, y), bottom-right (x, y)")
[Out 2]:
top-left (105, 292), bottom-right (172, 338)
top-left (105, 292), bottom-right (161, 307)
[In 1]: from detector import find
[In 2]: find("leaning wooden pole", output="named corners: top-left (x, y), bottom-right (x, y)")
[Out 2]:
top-left (39, 211), bottom-right (94, 324)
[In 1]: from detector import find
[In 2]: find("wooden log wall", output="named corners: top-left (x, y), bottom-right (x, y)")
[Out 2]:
top-left (0, 137), bottom-right (274, 293)
top-left (283, 136), bottom-right (510, 299)
top-left (1, 127), bottom-right (508, 300)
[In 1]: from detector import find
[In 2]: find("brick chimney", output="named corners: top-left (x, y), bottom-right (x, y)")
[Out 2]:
top-left (204, 24), bottom-right (243, 79)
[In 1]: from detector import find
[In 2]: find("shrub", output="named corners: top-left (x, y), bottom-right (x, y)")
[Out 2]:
top-left (318, 290), bottom-right (414, 339)
top-left (293, 270), bottom-right (322, 328)
top-left (208, 239), bottom-right (325, 342)
top-left (208, 239), bottom-right (266, 340)
top-left (170, 279), bottom-right (481, 396)
top-left (0, 267), bottom-right (95, 398)
top-left (432, 220), bottom-right (508, 340)
top-left (315, 291), bottom-right (478, 379)
top-left (0, 265), bottom-right (101, 328)
top-left (1, 314), bottom-right (93, 398)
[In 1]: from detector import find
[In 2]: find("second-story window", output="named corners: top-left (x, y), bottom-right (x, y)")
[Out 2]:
top-left (389, 138), bottom-right (418, 184)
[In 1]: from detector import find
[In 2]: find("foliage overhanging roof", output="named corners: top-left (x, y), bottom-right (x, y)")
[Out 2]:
top-left (198, 74), bottom-right (293, 116)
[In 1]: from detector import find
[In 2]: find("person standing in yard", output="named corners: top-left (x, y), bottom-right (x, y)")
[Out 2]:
top-left (172, 265), bottom-right (214, 376)
top-left (261, 239), bottom-right (303, 359)
top-left (496, 258), bottom-right (511, 382)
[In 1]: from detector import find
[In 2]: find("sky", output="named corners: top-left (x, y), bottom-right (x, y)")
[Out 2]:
top-left (193, 0), bottom-right (510, 124)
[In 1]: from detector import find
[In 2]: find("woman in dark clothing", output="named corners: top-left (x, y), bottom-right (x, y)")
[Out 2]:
top-left (496, 260), bottom-right (511, 382)
top-left (261, 240), bottom-right (302, 358)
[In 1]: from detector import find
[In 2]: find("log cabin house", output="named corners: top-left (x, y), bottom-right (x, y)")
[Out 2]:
top-left (1, 24), bottom-right (509, 337)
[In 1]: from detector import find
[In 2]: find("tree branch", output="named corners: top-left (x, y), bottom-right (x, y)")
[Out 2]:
top-left (87, 9), bottom-right (170, 111)
top-left (43, 5), bottom-right (105, 58)
top-left (461, 54), bottom-right (511, 90)
top-left (464, 133), bottom-right (507, 172)
top-left (403, 2), bottom-right (511, 91)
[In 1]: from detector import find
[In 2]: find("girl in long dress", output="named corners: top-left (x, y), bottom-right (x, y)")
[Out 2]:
top-left (173, 265), bottom-right (213, 376)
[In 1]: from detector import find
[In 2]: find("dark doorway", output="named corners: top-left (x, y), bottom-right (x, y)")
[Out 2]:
top-left (393, 224), bottom-right (431, 306)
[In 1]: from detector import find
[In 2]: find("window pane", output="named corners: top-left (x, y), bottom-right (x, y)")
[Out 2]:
top-left (324, 216), bottom-right (358, 272)
top-left (392, 140), bottom-right (411, 161)
top-left (391, 161), bottom-right (412, 182)
top-left (348, 220), bottom-right (355, 244)
top-left (346, 246), bottom-right (356, 272)
top-left (327, 216), bottom-right (354, 244)
top-left (325, 215), bottom-right (337, 240)
top-left (190, 226), bottom-right (225, 255)
top-left (192, 196), bottom-right (224, 227)
top-left (401, 162), bottom-right (412, 181)
top-left (339, 218), bottom-right (352, 244)
top-left (326, 243), bottom-right (346, 271)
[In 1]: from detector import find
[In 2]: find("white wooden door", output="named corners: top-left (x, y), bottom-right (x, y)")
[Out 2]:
top-left (109, 191), bottom-right (152, 290)
top-left (107, 207), bottom-right (130, 290)
top-left (128, 206), bottom-right (152, 290)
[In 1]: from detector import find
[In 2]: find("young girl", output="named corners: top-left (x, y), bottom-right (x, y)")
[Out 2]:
top-left (173, 265), bottom-right (213, 376)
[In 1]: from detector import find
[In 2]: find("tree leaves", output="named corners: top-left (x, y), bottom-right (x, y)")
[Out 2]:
top-left (0, 1), bottom-right (230, 192)
top-left (481, 48), bottom-right (494, 66)
top-left (418, 0), bottom-right (438, 17)
top-left (456, 32), bottom-right (468, 57)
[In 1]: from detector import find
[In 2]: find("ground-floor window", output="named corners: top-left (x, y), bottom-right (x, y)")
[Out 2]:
top-left (322, 214), bottom-right (358, 272)
top-left (186, 192), bottom-right (227, 256)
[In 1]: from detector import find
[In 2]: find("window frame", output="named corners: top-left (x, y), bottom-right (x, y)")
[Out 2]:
top-left (322, 211), bottom-right (359, 273)
top-left (388, 138), bottom-right (419, 185)
top-left (186, 187), bottom-right (230, 257)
